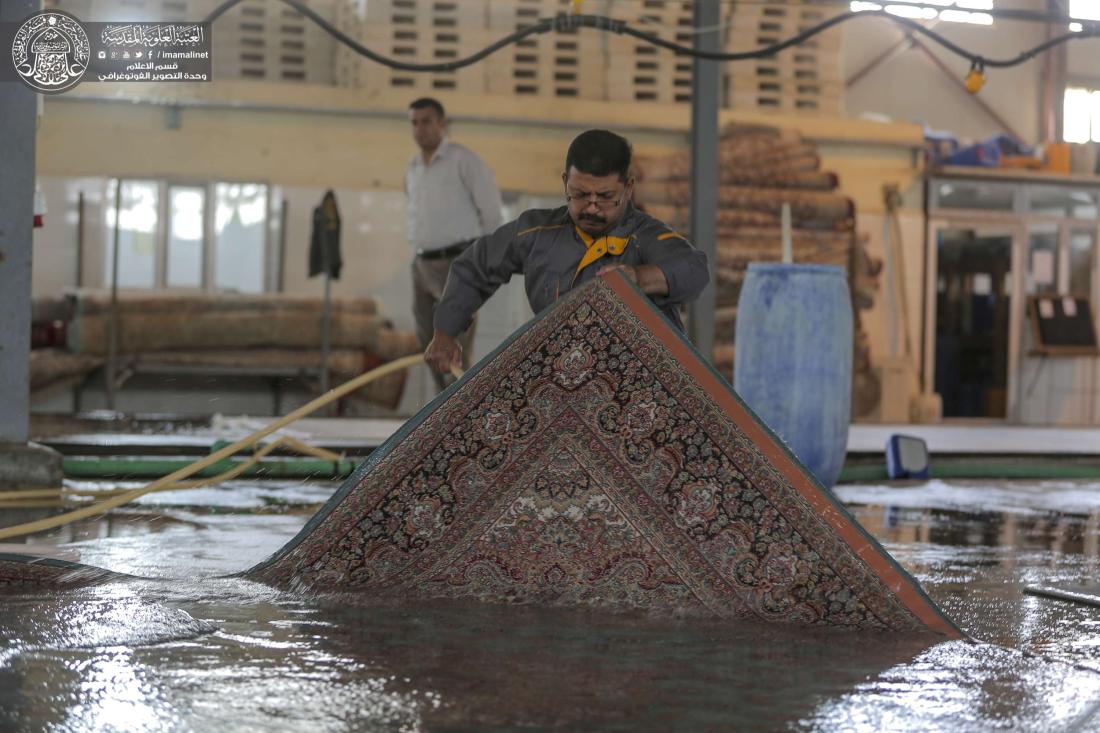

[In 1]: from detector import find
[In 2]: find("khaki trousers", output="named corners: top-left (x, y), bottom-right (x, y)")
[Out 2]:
top-left (412, 254), bottom-right (476, 392)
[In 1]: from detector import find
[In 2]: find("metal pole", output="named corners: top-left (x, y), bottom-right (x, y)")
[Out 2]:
top-left (883, 213), bottom-right (899, 358)
top-left (1041, 0), bottom-right (1067, 143)
top-left (781, 203), bottom-right (793, 264)
top-left (319, 209), bottom-right (332, 415)
top-left (0, 0), bottom-right (38, 444)
top-left (76, 191), bottom-right (85, 288)
top-left (106, 180), bottom-right (122, 411)
top-left (277, 198), bottom-right (288, 293)
top-left (688, 0), bottom-right (720, 362)
top-left (321, 271), bottom-right (332, 396)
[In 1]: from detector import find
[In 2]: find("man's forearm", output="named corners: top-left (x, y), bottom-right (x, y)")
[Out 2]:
top-left (634, 264), bottom-right (669, 296)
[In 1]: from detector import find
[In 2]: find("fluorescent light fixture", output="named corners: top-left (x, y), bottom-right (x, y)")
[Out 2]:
top-left (885, 4), bottom-right (938, 18)
top-left (852, 0), bottom-right (997, 23)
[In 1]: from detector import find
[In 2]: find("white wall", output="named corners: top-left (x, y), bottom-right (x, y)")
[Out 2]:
top-left (32, 177), bottom-right (108, 295)
top-left (31, 81), bottom-right (931, 423)
top-left (1067, 26), bottom-right (1100, 88)
top-left (843, 0), bottom-right (1048, 145)
top-left (30, 174), bottom-right (541, 416)
top-left (1017, 350), bottom-right (1100, 424)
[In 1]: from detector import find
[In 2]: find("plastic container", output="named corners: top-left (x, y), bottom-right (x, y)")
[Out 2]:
top-left (733, 263), bottom-right (853, 489)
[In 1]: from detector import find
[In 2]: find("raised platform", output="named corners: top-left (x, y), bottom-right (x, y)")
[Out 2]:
top-left (847, 423), bottom-right (1100, 457)
top-left (35, 419), bottom-right (1100, 460)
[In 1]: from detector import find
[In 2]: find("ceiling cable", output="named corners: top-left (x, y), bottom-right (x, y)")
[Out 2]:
top-left (203, 0), bottom-right (1099, 75)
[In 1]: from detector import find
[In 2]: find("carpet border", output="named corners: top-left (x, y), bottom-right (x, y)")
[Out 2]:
top-left (603, 274), bottom-right (963, 639)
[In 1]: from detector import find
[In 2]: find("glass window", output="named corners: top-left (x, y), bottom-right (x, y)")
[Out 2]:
top-left (935, 181), bottom-right (1016, 211)
top-left (1069, 229), bottom-right (1096, 295)
top-left (1027, 185), bottom-right (1099, 219)
top-left (214, 183), bottom-right (267, 293)
top-left (167, 186), bottom-right (205, 288)
top-left (850, 0), bottom-right (991, 24)
top-left (105, 179), bottom-right (158, 288)
top-left (1027, 225), bottom-right (1059, 295)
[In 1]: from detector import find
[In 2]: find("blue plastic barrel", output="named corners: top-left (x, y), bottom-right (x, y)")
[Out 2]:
top-left (733, 263), bottom-right (853, 489)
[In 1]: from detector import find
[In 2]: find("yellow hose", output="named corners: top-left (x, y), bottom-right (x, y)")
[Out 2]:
top-left (0, 354), bottom-right (460, 541)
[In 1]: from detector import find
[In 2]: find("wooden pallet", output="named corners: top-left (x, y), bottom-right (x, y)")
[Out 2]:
top-left (331, 0), bottom-right (844, 113)
top-left (725, 0), bottom-right (843, 114)
top-left (364, 0), bottom-right (489, 28)
top-left (210, 0), bottom-right (338, 84)
top-left (485, 0), bottom-right (610, 99)
top-left (606, 0), bottom-right (696, 105)
top-left (484, 34), bottom-right (608, 98)
top-left (334, 0), bottom-right (490, 93)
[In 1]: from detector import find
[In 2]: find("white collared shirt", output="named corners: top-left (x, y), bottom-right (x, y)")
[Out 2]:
top-left (405, 137), bottom-right (503, 252)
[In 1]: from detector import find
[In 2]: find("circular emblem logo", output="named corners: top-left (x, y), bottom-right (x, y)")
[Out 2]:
top-left (11, 11), bottom-right (90, 94)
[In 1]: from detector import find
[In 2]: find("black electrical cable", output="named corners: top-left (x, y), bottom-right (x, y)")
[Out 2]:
top-left (203, 0), bottom-right (1100, 74)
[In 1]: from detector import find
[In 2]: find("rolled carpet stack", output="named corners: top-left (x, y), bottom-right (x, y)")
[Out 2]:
top-left (30, 291), bottom-right (419, 411)
top-left (635, 122), bottom-right (882, 419)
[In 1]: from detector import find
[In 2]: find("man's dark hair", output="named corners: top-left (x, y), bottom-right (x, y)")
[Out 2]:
top-left (409, 97), bottom-right (445, 119)
top-left (564, 129), bottom-right (633, 182)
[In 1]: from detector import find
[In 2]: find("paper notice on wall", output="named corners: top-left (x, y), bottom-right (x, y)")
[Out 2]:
top-left (1032, 249), bottom-right (1055, 285)
top-left (972, 273), bottom-right (992, 295)
top-left (1063, 297), bottom-right (1078, 317)
top-left (1038, 299), bottom-right (1055, 319)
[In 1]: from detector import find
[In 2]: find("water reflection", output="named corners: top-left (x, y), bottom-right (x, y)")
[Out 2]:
top-left (851, 503), bottom-right (1100, 558)
top-left (802, 641), bottom-right (1100, 732)
top-left (840, 481), bottom-right (1100, 673)
top-left (2, 479), bottom-right (1100, 730)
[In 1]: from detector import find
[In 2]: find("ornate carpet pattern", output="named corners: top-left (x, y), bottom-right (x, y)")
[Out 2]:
top-left (249, 275), bottom-right (959, 636)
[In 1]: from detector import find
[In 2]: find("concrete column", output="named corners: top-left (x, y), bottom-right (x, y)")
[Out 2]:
top-left (1, 0), bottom-right (37, 444)
top-left (0, 0), bottom-right (63, 489)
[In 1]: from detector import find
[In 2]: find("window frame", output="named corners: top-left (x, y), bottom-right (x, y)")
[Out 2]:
top-left (106, 178), bottom-right (273, 293)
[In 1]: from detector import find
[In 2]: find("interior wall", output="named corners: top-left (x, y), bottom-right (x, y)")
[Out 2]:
top-left (32, 177), bottom-right (108, 296)
top-left (33, 81), bottom-right (927, 419)
top-left (843, 1), bottom-right (1048, 145)
top-left (1067, 26), bottom-right (1100, 87)
top-left (30, 176), bottom-right (536, 414)
top-left (1017, 348), bottom-right (1100, 425)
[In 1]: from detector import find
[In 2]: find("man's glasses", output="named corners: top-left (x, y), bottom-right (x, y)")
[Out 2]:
top-left (565, 190), bottom-right (624, 209)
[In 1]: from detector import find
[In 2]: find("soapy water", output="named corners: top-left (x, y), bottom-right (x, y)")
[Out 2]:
top-left (2, 478), bottom-right (1100, 731)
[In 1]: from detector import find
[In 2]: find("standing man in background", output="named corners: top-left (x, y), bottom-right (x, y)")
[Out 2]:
top-left (406, 97), bottom-right (503, 391)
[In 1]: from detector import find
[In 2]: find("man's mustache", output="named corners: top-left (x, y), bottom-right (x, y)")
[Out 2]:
top-left (579, 213), bottom-right (606, 223)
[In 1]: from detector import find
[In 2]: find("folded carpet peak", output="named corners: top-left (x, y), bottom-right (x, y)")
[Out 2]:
top-left (246, 273), bottom-right (960, 637)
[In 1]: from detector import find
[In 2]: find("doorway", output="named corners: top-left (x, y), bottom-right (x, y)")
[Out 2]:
top-left (932, 228), bottom-right (1014, 418)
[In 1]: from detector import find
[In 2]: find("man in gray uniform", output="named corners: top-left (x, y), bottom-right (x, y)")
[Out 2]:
top-left (425, 128), bottom-right (709, 376)
top-left (406, 97), bottom-right (503, 390)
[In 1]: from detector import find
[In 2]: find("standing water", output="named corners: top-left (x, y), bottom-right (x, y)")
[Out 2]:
top-left (3, 478), bottom-right (1100, 731)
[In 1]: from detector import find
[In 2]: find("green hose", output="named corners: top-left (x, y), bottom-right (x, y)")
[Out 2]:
top-left (61, 456), bottom-right (1100, 484)
top-left (62, 456), bottom-right (356, 480)
top-left (839, 461), bottom-right (1100, 483)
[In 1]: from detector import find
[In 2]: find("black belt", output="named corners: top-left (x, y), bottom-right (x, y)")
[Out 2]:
top-left (417, 239), bottom-right (473, 260)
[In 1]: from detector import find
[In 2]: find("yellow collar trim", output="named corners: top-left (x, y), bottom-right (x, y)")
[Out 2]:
top-left (573, 225), bottom-right (632, 279)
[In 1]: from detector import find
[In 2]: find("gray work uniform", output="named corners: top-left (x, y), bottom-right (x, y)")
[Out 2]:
top-left (434, 203), bottom-right (709, 338)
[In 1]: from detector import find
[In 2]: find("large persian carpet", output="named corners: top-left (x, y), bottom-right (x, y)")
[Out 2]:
top-left (245, 274), bottom-right (959, 636)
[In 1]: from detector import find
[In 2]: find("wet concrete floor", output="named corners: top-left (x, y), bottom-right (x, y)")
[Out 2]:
top-left (2, 479), bottom-right (1100, 731)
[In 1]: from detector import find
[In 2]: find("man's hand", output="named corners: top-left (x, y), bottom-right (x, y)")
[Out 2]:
top-left (425, 329), bottom-right (462, 375)
top-left (598, 263), bottom-right (638, 284)
top-left (598, 263), bottom-right (668, 296)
